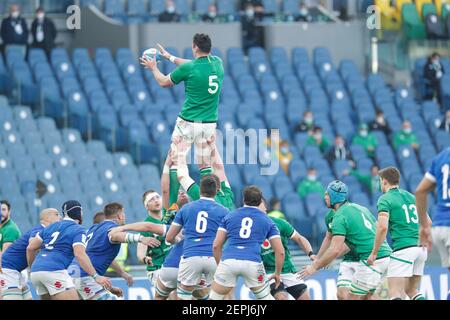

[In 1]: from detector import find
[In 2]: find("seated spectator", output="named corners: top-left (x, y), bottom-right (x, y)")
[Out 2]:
top-left (0, 5), bottom-right (28, 54)
top-left (439, 110), bottom-right (450, 133)
top-left (344, 164), bottom-right (380, 196)
top-left (295, 3), bottom-right (312, 22)
top-left (424, 52), bottom-right (445, 105)
top-left (158, 0), bottom-right (180, 23)
top-left (307, 126), bottom-right (330, 153)
top-left (294, 111), bottom-right (315, 134)
top-left (393, 120), bottom-right (420, 151)
top-left (297, 168), bottom-right (325, 199)
top-left (267, 198), bottom-right (286, 220)
top-left (326, 135), bottom-right (352, 162)
top-left (369, 109), bottom-right (392, 136)
top-left (202, 4), bottom-right (218, 23)
top-left (277, 140), bottom-right (293, 174)
top-left (352, 123), bottom-right (378, 158)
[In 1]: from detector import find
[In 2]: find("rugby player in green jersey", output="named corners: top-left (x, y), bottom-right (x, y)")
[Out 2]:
top-left (368, 167), bottom-right (427, 300)
top-left (299, 180), bottom-right (392, 300)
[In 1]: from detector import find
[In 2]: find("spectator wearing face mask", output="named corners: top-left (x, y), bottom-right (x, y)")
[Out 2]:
top-left (1, 5), bottom-right (29, 54)
top-left (352, 123), bottom-right (378, 158)
top-left (158, 0), bottom-right (181, 23)
top-left (297, 168), bottom-right (325, 199)
top-left (277, 140), bottom-right (293, 174)
top-left (326, 135), bottom-right (352, 162)
top-left (294, 111), bottom-right (315, 134)
top-left (424, 52), bottom-right (445, 105)
top-left (307, 126), bottom-right (330, 153)
top-left (31, 7), bottom-right (57, 58)
top-left (202, 4), bottom-right (219, 23)
top-left (240, 0), bottom-right (265, 20)
top-left (241, 3), bottom-right (263, 53)
top-left (295, 3), bottom-right (312, 22)
top-left (393, 120), bottom-right (420, 151)
top-left (439, 110), bottom-right (450, 133)
top-left (344, 165), bottom-right (380, 196)
top-left (369, 109), bottom-right (392, 136)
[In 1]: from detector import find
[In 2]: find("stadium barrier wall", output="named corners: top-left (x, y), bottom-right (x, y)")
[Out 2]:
top-left (28, 267), bottom-right (449, 300)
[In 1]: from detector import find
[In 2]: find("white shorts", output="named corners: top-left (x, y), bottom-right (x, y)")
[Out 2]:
top-left (147, 269), bottom-right (161, 287)
top-left (74, 276), bottom-right (117, 300)
top-left (30, 270), bottom-right (75, 296)
top-left (350, 257), bottom-right (390, 296)
top-left (178, 256), bottom-right (216, 287)
top-left (158, 267), bottom-right (178, 290)
top-left (172, 117), bottom-right (217, 145)
top-left (214, 259), bottom-right (267, 289)
top-left (432, 226), bottom-right (450, 268)
top-left (0, 268), bottom-right (32, 300)
top-left (337, 261), bottom-right (360, 289)
top-left (267, 272), bottom-right (305, 288)
top-left (387, 246), bottom-right (428, 278)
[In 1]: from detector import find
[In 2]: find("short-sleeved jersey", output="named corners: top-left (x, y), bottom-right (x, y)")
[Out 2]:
top-left (31, 219), bottom-right (87, 272)
top-left (331, 202), bottom-right (392, 260)
top-left (170, 55), bottom-right (224, 123)
top-left (0, 219), bottom-right (21, 250)
top-left (426, 147), bottom-right (450, 226)
top-left (220, 207), bottom-right (280, 263)
top-left (71, 220), bottom-right (121, 277)
top-left (188, 181), bottom-right (235, 211)
top-left (261, 217), bottom-right (296, 274)
top-left (377, 188), bottom-right (419, 251)
top-left (141, 214), bottom-right (171, 271)
top-left (173, 198), bottom-right (229, 258)
top-left (2, 224), bottom-right (43, 271)
top-left (325, 210), bottom-right (359, 262)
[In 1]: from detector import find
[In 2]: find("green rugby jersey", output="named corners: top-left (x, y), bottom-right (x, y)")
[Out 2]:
top-left (377, 188), bottom-right (419, 251)
top-left (170, 55), bottom-right (224, 123)
top-left (0, 219), bottom-right (21, 251)
top-left (325, 210), bottom-right (359, 262)
top-left (140, 213), bottom-right (172, 271)
top-left (261, 217), bottom-right (297, 274)
top-left (331, 202), bottom-right (392, 260)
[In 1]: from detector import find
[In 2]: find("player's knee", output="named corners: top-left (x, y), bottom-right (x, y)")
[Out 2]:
top-left (177, 286), bottom-right (193, 300)
top-left (209, 289), bottom-right (225, 300)
top-left (253, 283), bottom-right (274, 300)
top-left (155, 281), bottom-right (172, 299)
top-left (337, 288), bottom-right (349, 300)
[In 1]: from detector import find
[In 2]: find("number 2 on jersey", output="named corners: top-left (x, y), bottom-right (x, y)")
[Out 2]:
top-left (45, 232), bottom-right (60, 250)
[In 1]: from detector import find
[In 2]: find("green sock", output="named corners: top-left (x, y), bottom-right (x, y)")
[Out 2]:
top-left (412, 294), bottom-right (426, 300)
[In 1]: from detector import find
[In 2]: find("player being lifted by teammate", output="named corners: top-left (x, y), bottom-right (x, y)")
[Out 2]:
top-left (299, 181), bottom-right (392, 300)
top-left (140, 33), bottom-right (224, 164)
top-left (210, 186), bottom-right (285, 300)
top-left (0, 208), bottom-right (61, 300)
top-left (166, 175), bottom-right (230, 300)
top-left (27, 201), bottom-right (112, 300)
top-left (368, 167), bottom-right (427, 300)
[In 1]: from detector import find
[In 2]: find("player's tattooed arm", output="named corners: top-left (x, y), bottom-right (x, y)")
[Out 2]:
top-left (26, 236), bottom-right (43, 267)
top-left (213, 230), bottom-right (227, 265)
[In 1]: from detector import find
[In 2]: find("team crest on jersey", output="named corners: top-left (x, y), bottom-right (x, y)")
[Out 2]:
top-left (54, 281), bottom-right (62, 289)
top-left (84, 287), bottom-right (91, 294)
top-left (0, 279), bottom-right (5, 287)
top-left (261, 239), bottom-right (271, 249)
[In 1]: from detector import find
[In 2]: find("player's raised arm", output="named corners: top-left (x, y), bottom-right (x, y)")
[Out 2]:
top-left (140, 56), bottom-right (174, 88)
top-left (209, 137), bottom-right (228, 183)
top-left (157, 43), bottom-right (191, 65)
top-left (175, 139), bottom-right (196, 193)
top-left (26, 235), bottom-right (43, 267)
top-left (161, 152), bottom-right (172, 211)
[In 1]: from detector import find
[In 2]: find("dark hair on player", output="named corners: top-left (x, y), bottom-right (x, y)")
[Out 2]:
top-left (243, 186), bottom-right (263, 207)
top-left (104, 203), bottom-right (124, 219)
top-left (200, 175), bottom-right (218, 198)
top-left (193, 33), bottom-right (212, 53)
top-left (0, 200), bottom-right (11, 211)
top-left (93, 211), bottom-right (105, 224)
top-left (142, 189), bottom-right (157, 204)
top-left (379, 167), bottom-right (401, 186)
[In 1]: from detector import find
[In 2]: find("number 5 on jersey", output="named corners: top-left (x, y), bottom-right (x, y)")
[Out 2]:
top-left (208, 75), bottom-right (219, 94)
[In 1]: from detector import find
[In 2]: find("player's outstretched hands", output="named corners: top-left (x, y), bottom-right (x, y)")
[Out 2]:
top-left (157, 43), bottom-right (171, 61)
top-left (121, 271), bottom-right (134, 287)
top-left (268, 273), bottom-right (281, 289)
top-left (96, 275), bottom-right (112, 290)
top-left (110, 286), bottom-right (124, 298)
top-left (139, 56), bottom-right (156, 71)
top-left (298, 264), bottom-right (317, 280)
top-left (141, 236), bottom-right (161, 248)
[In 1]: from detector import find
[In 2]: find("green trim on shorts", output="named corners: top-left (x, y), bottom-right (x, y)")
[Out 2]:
top-left (337, 279), bottom-right (352, 287)
top-left (389, 255), bottom-right (413, 265)
top-left (361, 260), bottom-right (382, 275)
top-left (350, 285), bottom-right (368, 296)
